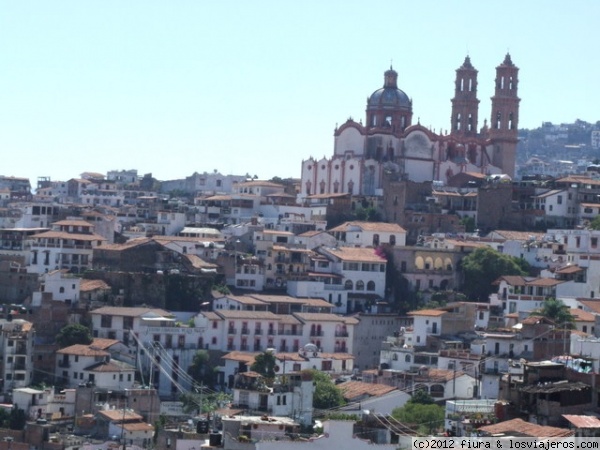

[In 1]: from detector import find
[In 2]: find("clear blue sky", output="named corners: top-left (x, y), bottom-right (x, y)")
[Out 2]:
top-left (1, 1), bottom-right (599, 184)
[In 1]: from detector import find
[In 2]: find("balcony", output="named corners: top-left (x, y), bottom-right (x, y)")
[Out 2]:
top-left (227, 328), bottom-right (237, 335)
top-left (267, 329), bottom-right (276, 336)
top-left (335, 331), bottom-right (349, 337)
top-left (278, 330), bottom-right (302, 336)
top-left (227, 345), bottom-right (236, 351)
top-left (254, 329), bottom-right (263, 335)
top-left (241, 328), bottom-right (250, 335)
top-left (253, 345), bottom-right (263, 352)
top-left (240, 344), bottom-right (249, 351)
top-left (279, 346), bottom-right (289, 352)
top-left (310, 331), bottom-right (324, 337)
top-left (334, 346), bottom-right (348, 353)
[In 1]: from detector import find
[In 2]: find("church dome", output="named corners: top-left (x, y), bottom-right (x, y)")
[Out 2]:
top-left (367, 67), bottom-right (411, 111)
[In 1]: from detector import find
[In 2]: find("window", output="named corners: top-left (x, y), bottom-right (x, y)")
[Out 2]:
top-left (367, 281), bottom-right (376, 291)
top-left (100, 315), bottom-right (112, 328)
top-left (356, 280), bottom-right (365, 291)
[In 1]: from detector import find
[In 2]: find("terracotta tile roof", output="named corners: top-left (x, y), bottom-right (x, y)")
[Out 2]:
top-left (221, 351), bottom-right (258, 364)
top-left (86, 360), bottom-right (135, 372)
top-left (321, 246), bottom-right (387, 262)
top-left (52, 219), bottom-right (95, 227)
top-left (407, 309), bottom-right (447, 317)
top-left (338, 381), bottom-right (396, 400)
top-left (31, 231), bottom-right (106, 241)
top-left (555, 264), bottom-right (584, 274)
top-left (219, 295), bottom-right (267, 305)
top-left (90, 306), bottom-right (172, 317)
top-left (293, 313), bottom-right (358, 324)
top-left (328, 221), bottom-right (406, 233)
top-left (184, 254), bottom-right (218, 269)
top-left (89, 338), bottom-right (121, 350)
top-left (563, 414), bottom-right (600, 428)
top-left (570, 308), bottom-right (596, 322)
top-left (215, 310), bottom-right (282, 320)
top-left (578, 300), bottom-right (600, 314)
top-left (121, 422), bottom-right (154, 432)
top-left (57, 344), bottom-right (109, 357)
top-left (526, 278), bottom-right (563, 287)
top-left (417, 368), bottom-right (465, 382)
top-left (275, 353), bottom-right (307, 362)
top-left (306, 193), bottom-right (350, 199)
top-left (96, 237), bottom-right (153, 251)
top-left (98, 409), bottom-right (144, 422)
top-left (80, 279), bottom-right (111, 292)
top-left (201, 312), bottom-right (221, 320)
top-left (237, 180), bottom-right (284, 188)
top-left (479, 418), bottom-right (572, 437)
top-left (298, 230), bottom-right (328, 237)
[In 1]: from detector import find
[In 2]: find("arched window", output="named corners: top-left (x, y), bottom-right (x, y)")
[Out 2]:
top-left (405, 354), bottom-right (411, 363)
top-left (367, 281), bottom-right (376, 291)
top-left (356, 280), bottom-right (365, 291)
top-left (344, 280), bottom-right (353, 290)
top-left (59, 287), bottom-right (65, 293)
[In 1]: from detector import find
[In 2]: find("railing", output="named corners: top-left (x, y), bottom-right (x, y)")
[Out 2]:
top-left (254, 329), bottom-right (263, 335)
top-left (240, 345), bottom-right (249, 351)
top-left (310, 331), bottom-right (324, 337)
top-left (278, 330), bottom-right (302, 336)
top-left (241, 328), bottom-right (250, 335)
top-left (267, 329), bottom-right (276, 336)
top-left (253, 345), bottom-right (263, 352)
top-left (227, 328), bottom-right (237, 334)
top-left (335, 331), bottom-right (349, 337)
top-left (279, 346), bottom-right (289, 352)
top-left (227, 345), bottom-right (236, 351)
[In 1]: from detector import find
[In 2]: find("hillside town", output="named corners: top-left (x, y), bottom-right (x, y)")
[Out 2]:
top-left (3, 55), bottom-right (600, 449)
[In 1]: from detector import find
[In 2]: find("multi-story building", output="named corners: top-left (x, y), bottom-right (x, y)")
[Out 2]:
top-left (29, 219), bottom-right (106, 274)
top-left (55, 338), bottom-right (136, 389)
top-left (0, 319), bottom-right (35, 394)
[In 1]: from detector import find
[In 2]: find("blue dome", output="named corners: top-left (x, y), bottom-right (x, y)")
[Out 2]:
top-left (367, 67), bottom-right (411, 110)
top-left (368, 87), bottom-right (411, 110)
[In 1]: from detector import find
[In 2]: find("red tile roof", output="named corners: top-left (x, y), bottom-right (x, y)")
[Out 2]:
top-left (479, 418), bottom-right (572, 437)
top-left (563, 414), bottom-right (600, 428)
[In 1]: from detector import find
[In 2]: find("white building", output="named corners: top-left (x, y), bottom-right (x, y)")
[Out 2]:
top-left (29, 219), bottom-right (106, 274)
top-left (0, 319), bottom-right (35, 393)
top-left (31, 270), bottom-right (80, 306)
top-left (328, 221), bottom-right (406, 247)
top-left (12, 387), bottom-right (76, 421)
top-left (56, 339), bottom-right (136, 389)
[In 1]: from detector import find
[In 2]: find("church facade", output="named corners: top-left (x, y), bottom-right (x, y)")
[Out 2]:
top-left (299, 54), bottom-right (520, 200)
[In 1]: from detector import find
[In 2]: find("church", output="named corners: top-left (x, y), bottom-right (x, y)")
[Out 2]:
top-left (299, 54), bottom-right (520, 200)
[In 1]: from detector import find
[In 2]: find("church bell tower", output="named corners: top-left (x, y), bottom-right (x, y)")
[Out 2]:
top-left (489, 53), bottom-right (520, 178)
top-left (450, 56), bottom-right (479, 137)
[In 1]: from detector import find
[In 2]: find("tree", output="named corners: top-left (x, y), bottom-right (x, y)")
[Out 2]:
top-left (409, 388), bottom-right (435, 405)
top-left (590, 216), bottom-right (600, 230)
top-left (187, 350), bottom-right (217, 387)
top-left (460, 216), bottom-right (476, 233)
top-left (56, 323), bottom-right (92, 347)
top-left (531, 298), bottom-right (575, 328)
top-left (304, 370), bottom-right (345, 409)
top-left (391, 402), bottom-right (444, 435)
top-left (461, 247), bottom-right (528, 301)
top-left (250, 351), bottom-right (277, 379)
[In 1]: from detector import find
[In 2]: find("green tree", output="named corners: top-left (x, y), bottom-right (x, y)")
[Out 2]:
top-left (409, 388), bottom-right (435, 405)
top-left (303, 370), bottom-right (345, 409)
top-left (391, 402), bottom-right (444, 435)
top-left (188, 350), bottom-right (217, 387)
top-left (459, 216), bottom-right (476, 233)
top-left (250, 351), bottom-right (277, 379)
top-left (56, 323), bottom-right (93, 347)
top-left (461, 247), bottom-right (528, 301)
top-left (531, 298), bottom-right (575, 328)
top-left (590, 216), bottom-right (600, 230)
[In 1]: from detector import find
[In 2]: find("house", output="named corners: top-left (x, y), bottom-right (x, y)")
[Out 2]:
top-left (328, 221), bottom-right (406, 247)
top-left (12, 387), bottom-right (76, 422)
top-left (0, 319), bottom-right (35, 394)
top-left (30, 270), bottom-right (80, 306)
top-left (337, 381), bottom-right (411, 415)
top-left (231, 370), bottom-right (314, 426)
top-left (55, 339), bottom-right (136, 389)
top-left (29, 219), bottom-right (106, 274)
top-left (96, 408), bottom-right (154, 448)
top-left (563, 414), bottom-right (600, 437)
top-left (478, 417), bottom-right (572, 438)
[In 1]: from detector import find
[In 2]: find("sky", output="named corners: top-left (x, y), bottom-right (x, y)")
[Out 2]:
top-left (1, 1), bottom-right (600, 186)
